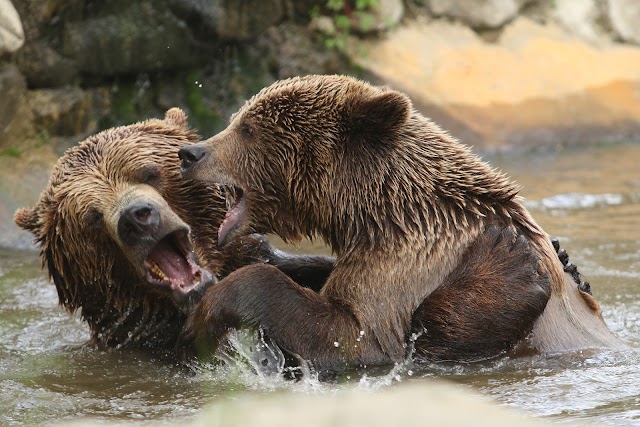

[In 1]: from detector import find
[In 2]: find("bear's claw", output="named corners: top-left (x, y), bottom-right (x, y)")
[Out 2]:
top-left (551, 237), bottom-right (592, 295)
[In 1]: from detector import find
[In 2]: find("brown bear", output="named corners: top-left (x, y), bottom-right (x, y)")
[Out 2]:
top-left (178, 75), bottom-right (625, 372)
top-left (14, 108), bottom-right (334, 351)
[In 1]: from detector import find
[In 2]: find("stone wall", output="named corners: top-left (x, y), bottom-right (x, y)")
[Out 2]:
top-left (2, 0), bottom-right (640, 248)
top-left (3, 0), bottom-right (640, 155)
top-left (0, 0), bottom-right (354, 159)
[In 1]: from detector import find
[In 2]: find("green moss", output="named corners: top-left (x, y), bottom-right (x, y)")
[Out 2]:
top-left (34, 130), bottom-right (51, 148)
top-left (184, 70), bottom-right (225, 135)
top-left (111, 83), bottom-right (137, 122)
top-left (0, 147), bottom-right (21, 158)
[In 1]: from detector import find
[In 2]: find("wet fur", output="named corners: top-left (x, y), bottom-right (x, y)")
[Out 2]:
top-left (14, 109), bottom-right (334, 350)
top-left (181, 75), bottom-right (623, 372)
top-left (411, 226), bottom-right (550, 362)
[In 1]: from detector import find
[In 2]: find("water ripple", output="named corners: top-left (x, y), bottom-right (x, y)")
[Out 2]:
top-left (524, 192), bottom-right (626, 211)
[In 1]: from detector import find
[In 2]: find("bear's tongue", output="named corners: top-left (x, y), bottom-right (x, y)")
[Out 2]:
top-left (148, 238), bottom-right (193, 288)
top-left (218, 189), bottom-right (245, 246)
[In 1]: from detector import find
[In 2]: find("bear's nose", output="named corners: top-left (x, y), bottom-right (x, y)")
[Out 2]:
top-left (179, 145), bottom-right (207, 172)
top-left (118, 202), bottom-right (160, 245)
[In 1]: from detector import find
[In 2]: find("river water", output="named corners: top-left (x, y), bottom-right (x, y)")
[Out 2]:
top-left (1, 142), bottom-right (639, 426)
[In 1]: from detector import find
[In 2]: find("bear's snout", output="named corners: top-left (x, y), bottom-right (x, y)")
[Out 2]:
top-left (178, 145), bottom-right (207, 174)
top-left (118, 202), bottom-right (160, 246)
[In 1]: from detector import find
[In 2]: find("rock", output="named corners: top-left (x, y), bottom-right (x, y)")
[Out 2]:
top-left (168, 0), bottom-right (286, 40)
top-left (379, 0), bottom-right (404, 30)
top-left (352, 17), bottom-right (640, 151)
top-left (359, 0), bottom-right (404, 33)
top-left (309, 16), bottom-right (335, 36)
top-left (426, 0), bottom-right (530, 30)
top-left (608, 0), bottom-right (640, 45)
top-left (15, 41), bottom-right (78, 87)
top-left (62, 2), bottom-right (204, 76)
top-left (196, 381), bottom-right (556, 427)
top-left (0, 63), bottom-right (33, 150)
top-left (51, 381), bottom-right (564, 427)
top-left (27, 86), bottom-right (111, 140)
top-left (10, 0), bottom-right (66, 40)
top-left (310, 0), bottom-right (402, 35)
top-left (257, 24), bottom-right (347, 79)
top-left (0, 0), bottom-right (25, 54)
top-left (552, 0), bottom-right (607, 43)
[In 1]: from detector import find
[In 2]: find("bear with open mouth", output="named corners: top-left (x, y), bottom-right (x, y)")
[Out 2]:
top-left (179, 75), bottom-right (624, 373)
top-left (14, 108), bottom-right (334, 352)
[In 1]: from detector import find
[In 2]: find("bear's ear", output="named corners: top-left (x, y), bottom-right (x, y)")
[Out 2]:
top-left (164, 108), bottom-right (188, 129)
top-left (14, 207), bottom-right (39, 233)
top-left (348, 90), bottom-right (411, 137)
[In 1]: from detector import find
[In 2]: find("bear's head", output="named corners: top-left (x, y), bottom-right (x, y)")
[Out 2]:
top-left (179, 75), bottom-right (412, 250)
top-left (15, 109), bottom-right (228, 348)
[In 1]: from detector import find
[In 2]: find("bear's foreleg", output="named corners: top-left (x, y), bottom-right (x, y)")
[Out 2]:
top-left (410, 226), bottom-right (551, 362)
top-left (180, 263), bottom-right (385, 373)
top-left (217, 234), bottom-right (335, 292)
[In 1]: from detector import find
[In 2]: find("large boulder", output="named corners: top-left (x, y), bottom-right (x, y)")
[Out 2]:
top-left (608, 0), bottom-right (640, 45)
top-left (552, 0), bottom-right (606, 43)
top-left (15, 41), bottom-right (78, 87)
top-left (168, 0), bottom-right (286, 40)
top-left (10, 0), bottom-right (66, 39)
top-left (0, 64), bottom-right (32, 150)
top-left (62, 1), bottom-right (204, 76)
top-left (61, 0), bottom-right (289, 76)
top-left (27, 86), bottom-right (111, 140)
top-left (426, 0), bottom-right (533, 30)
top-left (0, 0), bottom-right (25, 54)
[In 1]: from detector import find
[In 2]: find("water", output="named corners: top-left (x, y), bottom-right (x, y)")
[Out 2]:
top-left (1, 142), bottom-right (639, 426)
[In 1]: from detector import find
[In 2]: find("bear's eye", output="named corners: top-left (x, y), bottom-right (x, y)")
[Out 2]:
top-left (84, 208), bottom-right (104, 229)
top-left (239, 123), bottom-right (254, 138)
top-left (138, 165), bottom-right (162, 187)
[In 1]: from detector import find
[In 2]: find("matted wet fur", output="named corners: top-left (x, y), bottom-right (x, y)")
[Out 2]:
top-left (14, 108), bottom-right (333, 351)
top-left (179, 75), bottom-right (624, 372)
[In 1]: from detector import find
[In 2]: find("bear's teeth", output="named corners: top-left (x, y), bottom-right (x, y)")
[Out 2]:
top-left (149, 260), bottom-right (168, 280)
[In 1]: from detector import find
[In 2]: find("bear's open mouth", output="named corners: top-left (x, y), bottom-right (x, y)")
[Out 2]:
top-left (218, 186), bottom-right (246, 246)
top-left (143, 229), bottom-right (213, 302)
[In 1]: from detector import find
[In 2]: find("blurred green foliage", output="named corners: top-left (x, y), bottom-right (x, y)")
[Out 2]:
top-left (311, 0), bottom-right (381, 51)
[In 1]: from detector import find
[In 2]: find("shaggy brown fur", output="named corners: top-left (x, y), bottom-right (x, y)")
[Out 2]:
top-left (179, 75), bottom-right (624, 372)
top-left (15, 108), bottom-right (333, 351)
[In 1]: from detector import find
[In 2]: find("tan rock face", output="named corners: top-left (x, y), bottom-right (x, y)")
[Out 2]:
top-left (353, 17), bottom-right (640, 151)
